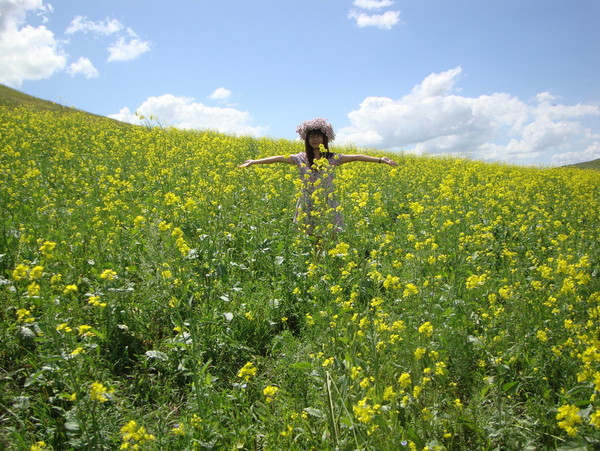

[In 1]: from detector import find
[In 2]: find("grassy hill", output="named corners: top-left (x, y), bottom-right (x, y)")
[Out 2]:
top-left (566, 158), bottom-right (600, 171)
top-left (0, 84), bottom-right (71, 111)
top-left (1, 86), bottom-right (600, 450)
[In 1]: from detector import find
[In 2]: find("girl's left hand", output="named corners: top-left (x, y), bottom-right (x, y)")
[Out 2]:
top-left (381, 157), bottom-right (398, 166)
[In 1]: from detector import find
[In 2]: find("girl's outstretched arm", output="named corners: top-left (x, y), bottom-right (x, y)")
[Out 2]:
top-left (239, 155), bottom-right (295, 167)
top-left (339, 154), bottom-right (398, 166)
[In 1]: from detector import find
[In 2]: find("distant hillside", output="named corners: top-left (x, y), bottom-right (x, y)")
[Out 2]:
top-left (565, 158), bottom-right (600, 171)
top-left (0, 84), bottom-right (72, 112)
top-left (3, 84), bottom-right (599, 171)
top-left (0, 84), bottom-right (132, 128)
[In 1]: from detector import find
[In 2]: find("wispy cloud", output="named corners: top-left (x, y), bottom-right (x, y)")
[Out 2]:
top-left (66, 15), bottom-right (150, 63)
top-left (65, 16), bottom-right (124, 35)
top-left (337, 67), bottom-right (600, 165)
top-left (348, 10), bottom-right (400, 29)
top-left (353, 0), bottom-right (395, 11)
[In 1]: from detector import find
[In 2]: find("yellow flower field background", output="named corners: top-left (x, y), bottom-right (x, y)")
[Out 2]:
top-left (1, 102), bottom-right (599, 450)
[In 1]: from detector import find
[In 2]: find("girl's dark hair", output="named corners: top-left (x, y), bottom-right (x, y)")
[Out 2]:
top-left (305, 130), bottom-right (332, 169)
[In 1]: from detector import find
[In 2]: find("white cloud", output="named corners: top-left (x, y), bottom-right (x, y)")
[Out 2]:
top-left (67, 56), bottom-right (99, 78)
top-left (209, 87), bottom-right (232, 100)
top-left (107, 36), bottom-right (150, 62)
top-left (551, 142), bottom-right (600, 166)
top-left (0, 0), bottom-right (66, 86)
top-left (348, 10), bottom-right (400, 29)
top-left (337, 67), bottom-right (600, 164)
top-left (109, 94), bottom-right (268, 136)
top-left (65, 16), bottom-right (124, 35)
top-left (353, 0), bottom-right (395, 10)
top-left (65, 15), bottom-right (150, 63)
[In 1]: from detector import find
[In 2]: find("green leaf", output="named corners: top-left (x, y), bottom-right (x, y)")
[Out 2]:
top-left (303, 407), bottom-right (324, 418)
top-left (145, 350), bottom-right (168, 361)
top-left (502, 381), bottom-right (519, 393)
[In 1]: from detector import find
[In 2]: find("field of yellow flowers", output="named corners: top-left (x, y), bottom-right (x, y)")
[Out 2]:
top-left (1, 104), bottom-right (599, 450)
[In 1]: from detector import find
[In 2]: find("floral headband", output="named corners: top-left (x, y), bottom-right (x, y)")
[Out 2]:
top-left (296, 118), bottom-right (336, 142)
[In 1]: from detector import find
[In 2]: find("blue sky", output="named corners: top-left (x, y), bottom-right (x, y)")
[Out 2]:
top-left (1, 0), bottom-right (599, 166)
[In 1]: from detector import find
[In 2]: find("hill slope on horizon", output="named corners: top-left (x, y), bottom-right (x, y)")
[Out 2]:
top-left (2, 84), bottom-right (598, 170)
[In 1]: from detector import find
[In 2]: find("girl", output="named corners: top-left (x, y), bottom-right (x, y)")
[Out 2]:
top-left (239, 118), bottom-right (397, 235)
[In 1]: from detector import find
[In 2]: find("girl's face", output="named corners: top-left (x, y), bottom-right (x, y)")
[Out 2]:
top-left (308, 131), bottom-right (324, 150)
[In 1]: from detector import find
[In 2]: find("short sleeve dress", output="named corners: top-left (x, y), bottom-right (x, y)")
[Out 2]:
top-left (290, 152), bottom-right (344, 233)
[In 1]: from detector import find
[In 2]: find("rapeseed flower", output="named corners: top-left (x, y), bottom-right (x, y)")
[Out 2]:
top-left (263, 385), bottom-right (279, 403)
top-left (90, 381), bottom-right (113, 402)
top-left (39, 241), bottom-right (56, 258)
top-left (12, 264), bottom-right (29, 281)
top-left (29, 265), bottom-right (44, 279)
top-left (63, 284), bottom-right (78, 295)
top-left (353, 397), bottom-right (377, 424)
top-left (99, 269), bottom-right (117, 280)
top-left (418, 321), bottom-right (434, 337)
top-left (120, 420), bottom-right (155, 449)
top-left (16, 308), bottom-right (35, 323)
top-left (237, 361), bottom-right (257, 381)
top-left (556, 404), bottom-right (581, 436)
top-left (398, 372), bottom-right (412, 389)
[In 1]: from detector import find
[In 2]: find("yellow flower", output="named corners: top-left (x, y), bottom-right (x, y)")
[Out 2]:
top-left (70, 347), bottom-right (86, 356)
top-left (16, 308), bottom-right (35, 323)
top-left (353, 397), bottom-right (376, 423)
top-left (171, 423), bottom-right (185, 436)
top-left (90, 381), bottom-right (113, 402)
top-left (556, 404), bottom-right (581, 437)
top-left (27, 282), bottom-right (41, 297)
top-left (133, 215), bottom-right (146, 227)
top-left (590, 409), bottom-right (600, 428)
top-left (414, 347), bottom-right (427, 359)
top-left (280, 424), bottom-right (293, 437)
top-left (120, 420), bottom-right (155, 448)
top-left (30, 441), bottom-right (47, 451)
top-left (99, 269), bottom-right (117, 280)
top-left (329, 285), bottom-right (342, 294)
top-left (328, 241), bottom-right (350, 257)
top-left (12, 264), bottom-right (29, 281)
top-left (536, 329), bottom-right (549, 342)
top-left (383, 274), bottom-right (401, 289)
top-left (418, 321), bottom-right (434, 337)
top-left (88, 296), bottom-right (107, 307)
top-left (237, 361), bottom-right (257, 381)
top-left (383, 386), bottom-right (397, 401)
top-left (39, 241), bottom-right (56, 258)
top-left (360, 377), bottom-right (374, 389)
top-left (413, 385), bottom-right (422, 399)
top-left (466, 273), bottom-right (487, 289)
top-left (63, 284), bottom-right (78, 295)
top-left (77, 324), bottom-right (93, 336)
top-left (263, 385), bottom-right (279, 403)
top-left (403, 283), bottom-right (419, 297)
top-left (29, 265), bottom-right (44, 280)
top-left (398, 372), bottom-right (412, 389)
top-left (56, 323), bottom-right (73, 333)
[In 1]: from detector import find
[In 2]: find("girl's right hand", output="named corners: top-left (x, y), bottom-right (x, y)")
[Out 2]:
top-left (239, 160), bottom-right (254, 168)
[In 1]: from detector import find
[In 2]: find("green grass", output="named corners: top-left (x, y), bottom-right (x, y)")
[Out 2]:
top-left (566, 158), bottom-right (600, 171)
top-left (1, 89), bottom-right (599, 450)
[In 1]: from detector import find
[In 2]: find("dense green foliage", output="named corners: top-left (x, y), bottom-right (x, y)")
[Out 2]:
top-left (1, 104), bottom-right (599, 450)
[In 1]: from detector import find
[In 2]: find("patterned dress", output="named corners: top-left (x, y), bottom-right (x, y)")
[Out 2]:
top-left (290, 152), bottom-right (344, 233)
